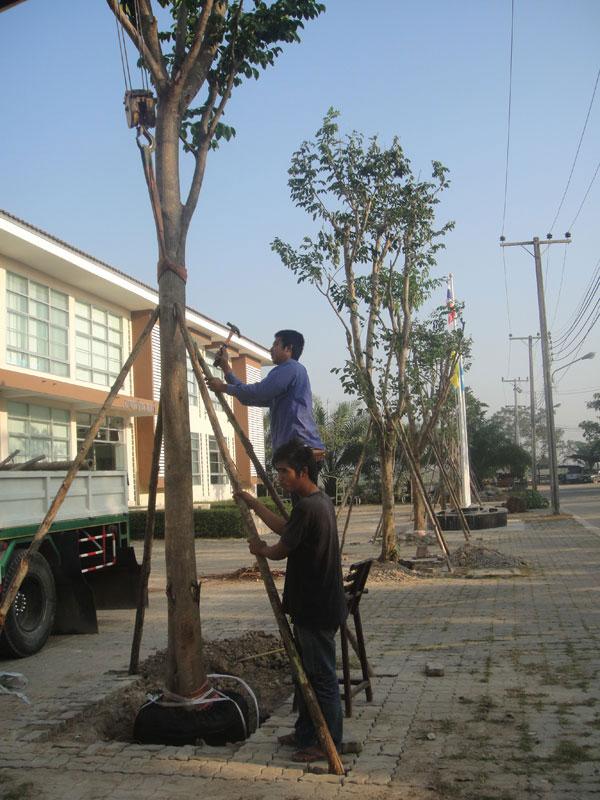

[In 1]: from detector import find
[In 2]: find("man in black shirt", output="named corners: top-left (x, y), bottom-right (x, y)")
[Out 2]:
top-left (235, 440), bottom-right (347, 763)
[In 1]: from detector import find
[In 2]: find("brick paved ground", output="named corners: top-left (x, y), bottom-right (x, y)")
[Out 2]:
top-left (0, 507), bottom-right (599, 799)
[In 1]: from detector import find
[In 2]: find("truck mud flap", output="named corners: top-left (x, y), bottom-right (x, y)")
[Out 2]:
top-left (85, 546), bottom-right (146, 610)
top-left (53, 531), bottom-right (98, 635)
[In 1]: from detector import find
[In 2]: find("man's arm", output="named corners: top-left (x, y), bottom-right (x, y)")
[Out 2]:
top-left (249, 537), bottom-right (290, 561)
top-left (235, 491), bottom-right (286, 535)
top-left (208, 360), bottom-right (293, 408)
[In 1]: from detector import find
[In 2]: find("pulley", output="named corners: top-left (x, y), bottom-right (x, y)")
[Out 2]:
top-left (124, 90), bottom-right (156, 129)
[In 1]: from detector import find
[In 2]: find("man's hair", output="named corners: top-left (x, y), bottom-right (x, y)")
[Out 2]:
top-left (274, 329), bottom-right (304, 360)
top-left (273, 439), bottom-right (318, 483)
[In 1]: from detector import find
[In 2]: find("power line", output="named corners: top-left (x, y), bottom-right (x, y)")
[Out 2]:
top-left (553, 256), bottom-right (600, 339)
top-left (501, 0), bottom-right (515, 236)
top-left (549, 245), bottom-right (569, 329)
top-left (568, 156), bottom-right (600, 230)
top-left (553, 304), bottom-right (600, 363)
top-left (549, 65), bottom-right (600, 232)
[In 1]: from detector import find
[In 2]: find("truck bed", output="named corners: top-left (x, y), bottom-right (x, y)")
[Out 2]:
top-left (0, 471), bottom-right (129, 531)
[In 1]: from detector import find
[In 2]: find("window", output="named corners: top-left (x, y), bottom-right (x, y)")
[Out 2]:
top-left (75, 301), bottom-right (123, 387)
top-left (7, 402), bottom-right (70, 463)
top-left (208, 435), bottom-right (227, 485)
top-left (191, 432), bottom-right (201, 486)
top-left (76, 413), bottom-right (125, 470)
top-left (6, 272), bottom-right (69, 377)
top-left (187, 355), bottom-right (198, 407)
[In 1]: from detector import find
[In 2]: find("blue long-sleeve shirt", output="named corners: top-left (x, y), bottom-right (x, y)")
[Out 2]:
top-left (223, 359), bottom-right (325, 453)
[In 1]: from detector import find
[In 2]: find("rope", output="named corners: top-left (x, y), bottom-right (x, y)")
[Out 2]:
top-left (136, 128), bottom-right (188, 284)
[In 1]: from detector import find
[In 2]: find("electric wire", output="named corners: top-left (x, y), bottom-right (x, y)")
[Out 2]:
top-left (550, 245), bottom-right (569, 330)
top-left (553, 256), bottom-right (600, 339)
top-left (552, 304), bottom-right (600, 363)
top-left (552, 277), bottom-right (600, 352)
top-left (501, 0), bottom-right (515, 237)
top-left (549, 66), bottom-right (600, 233)
top-left (500, 0), bottom-right (515, 365)
top-left (568, 156), bottom-right (600, 231)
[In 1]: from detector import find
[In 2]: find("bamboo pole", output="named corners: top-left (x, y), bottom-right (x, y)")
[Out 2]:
top-left (129, 400), bottom-right (163, 675)
top-left (177, 306), bottom-right (344, 775)
top-left (395, 421), bottom-right (453, 572)
top-left (0, 307), bottom-right (160, 630)
top-left (338, 420), bottom-right (372, 554)
top-left (427, 434), bottom-right (471, 542)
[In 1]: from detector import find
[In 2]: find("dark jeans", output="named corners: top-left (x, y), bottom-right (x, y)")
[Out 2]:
top-left (293, 625), bottom-right (343, 749)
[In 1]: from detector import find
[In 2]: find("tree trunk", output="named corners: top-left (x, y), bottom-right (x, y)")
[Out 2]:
top-left (157, 95), bottom-right (206, 696)
top-left (378, 438), bottom-right (396, 561)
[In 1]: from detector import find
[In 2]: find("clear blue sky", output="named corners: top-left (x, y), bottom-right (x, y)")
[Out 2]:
top-left (1, 1), bottom-right (599, 441)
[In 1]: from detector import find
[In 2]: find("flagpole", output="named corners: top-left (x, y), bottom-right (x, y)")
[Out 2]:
top-left (448, 274), bottom-right (472, 508)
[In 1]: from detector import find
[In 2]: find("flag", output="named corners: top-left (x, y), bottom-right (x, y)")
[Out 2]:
top-left (446, 285), bottom-right (457, 326)
top-left (450, 354), bottom-right (460, 389)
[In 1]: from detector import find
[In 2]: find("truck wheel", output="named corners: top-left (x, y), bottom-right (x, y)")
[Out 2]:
top-left (0, 551), bottom-right (56, 658)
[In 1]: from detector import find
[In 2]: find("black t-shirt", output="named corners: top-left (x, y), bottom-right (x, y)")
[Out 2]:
top-left (280, 490), bottom-right (348, 630)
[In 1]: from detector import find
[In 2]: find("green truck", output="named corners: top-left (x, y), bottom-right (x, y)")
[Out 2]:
top-left (0, 470), bottom-right (141, 658)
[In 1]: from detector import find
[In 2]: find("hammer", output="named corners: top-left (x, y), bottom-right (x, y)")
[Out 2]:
top-left (213, 321), bottom-right (240, 368)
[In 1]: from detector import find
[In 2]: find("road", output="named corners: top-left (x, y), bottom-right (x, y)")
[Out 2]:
top-left (543, 482), bottom-right (600, 530)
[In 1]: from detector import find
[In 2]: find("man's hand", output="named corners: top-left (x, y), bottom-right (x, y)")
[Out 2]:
top-left (234, 490), bottom-right (257, 511)
top-left (248, 537), bottom-right (268, 557)
top-left (217, 350), bottom-right (232, 374)
top-left (207, 377), bottom-right (227, 393)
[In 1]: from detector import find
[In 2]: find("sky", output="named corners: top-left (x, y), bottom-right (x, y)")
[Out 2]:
top-left (1, 0), bottom-right (599, 443)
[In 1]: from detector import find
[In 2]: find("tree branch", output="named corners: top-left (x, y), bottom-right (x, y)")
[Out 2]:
top-left (106, 0), bottom-right (167, 88)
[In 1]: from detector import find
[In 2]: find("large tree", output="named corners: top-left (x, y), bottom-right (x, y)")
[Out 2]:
top-left (107, 0), bottom-right (324, 697)
top-left (273, 110), bottom-right (455, 560)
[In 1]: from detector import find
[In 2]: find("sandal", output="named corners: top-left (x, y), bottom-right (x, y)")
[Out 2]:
top-left (277, 732), bottom-right (298, 747)
top-left (291, 745), bottom-right (328, 763)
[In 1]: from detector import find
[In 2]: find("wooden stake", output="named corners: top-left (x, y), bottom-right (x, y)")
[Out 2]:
top-left (395, 421), bottom-right (453, 572)
top-left (0, 307), bottom-right (159, 630)
top-left (177, 306), bottom-right (344, 775)
top-left (338, 420), bottom-right (372, 554)
top-left (129, 400), bottom-right (163, 675)
top-left (427, 434), bottom-right (471, 542)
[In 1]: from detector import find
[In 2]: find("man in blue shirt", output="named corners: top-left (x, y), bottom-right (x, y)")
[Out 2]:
top-left (207, 329), bottom-right (325, 455)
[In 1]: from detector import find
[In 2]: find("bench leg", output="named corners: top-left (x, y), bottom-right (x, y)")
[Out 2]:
top-left (340, 621), bottom-right (352, 717)
top-left (353, 609), bottom-right (373, 702)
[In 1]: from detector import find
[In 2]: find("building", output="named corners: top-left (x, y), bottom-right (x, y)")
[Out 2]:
top-left (0, 210), bottom-right (270, 505)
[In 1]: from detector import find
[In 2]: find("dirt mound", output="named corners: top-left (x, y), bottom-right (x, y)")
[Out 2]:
top-left (53, 631), bottom-right (292, 745)
top-left (450, 543), bottom-right (528, 570)
top-left (368, 559), bottom-right (420, 582)
top-left (203, 565), bottom-right (285, 581)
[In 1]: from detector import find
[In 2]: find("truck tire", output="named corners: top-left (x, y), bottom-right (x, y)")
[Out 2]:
top-left (0, 551), bottom-right (56, 658)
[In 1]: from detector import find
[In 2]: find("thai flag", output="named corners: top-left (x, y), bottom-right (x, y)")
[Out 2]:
top-left (447, 286), bottom-right (457, 326)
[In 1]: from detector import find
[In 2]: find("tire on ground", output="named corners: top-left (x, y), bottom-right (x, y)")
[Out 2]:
top-left (0, 550), bottom-right (56, 658)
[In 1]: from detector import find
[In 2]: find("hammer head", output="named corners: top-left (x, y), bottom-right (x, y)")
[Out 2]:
top-left (213, 322), bottom-right (241, 368)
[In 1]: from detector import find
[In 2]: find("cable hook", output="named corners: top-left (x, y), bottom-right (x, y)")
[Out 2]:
top-left (136, 125), bottom-right (155, 154)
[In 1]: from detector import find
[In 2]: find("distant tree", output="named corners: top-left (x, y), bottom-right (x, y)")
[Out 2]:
top-left (566, 440), bottom-right (600, 471)
top-left (313, 398), bottom-right (370, 499)
top-left (273, 110), bottom-right (459, 559)
top-left (575, 393), bottom-right (600, 470)
top-left (106, 0), bottom-right (325, 697)
top-left (465, 389), bottom-right (531, 480)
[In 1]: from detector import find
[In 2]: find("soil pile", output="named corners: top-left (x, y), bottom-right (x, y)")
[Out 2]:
top-left (54, 631), bottom-right (292, 745)
top-left (450, 543), bottom-right (528, 569)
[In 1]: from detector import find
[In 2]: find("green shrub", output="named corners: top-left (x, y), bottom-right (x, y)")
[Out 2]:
top-left (128, 494), bottom-right (294, 540)
top-left (505, 489), bottom-right (549, 514)
top-left (129, 506), bottom-right (244, 539)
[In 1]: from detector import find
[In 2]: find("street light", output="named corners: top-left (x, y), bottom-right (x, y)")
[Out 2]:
top-left (552, 352), bottom-right (595, 382)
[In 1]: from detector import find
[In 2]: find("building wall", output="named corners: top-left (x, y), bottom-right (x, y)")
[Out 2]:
top-left (0, 254), bottom-right (156, 505)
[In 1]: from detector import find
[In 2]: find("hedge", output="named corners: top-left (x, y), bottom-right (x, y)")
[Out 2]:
top-left (128, 496), bottom-right (290, 540)
top-left (505, 489), bottom-right (549, 513)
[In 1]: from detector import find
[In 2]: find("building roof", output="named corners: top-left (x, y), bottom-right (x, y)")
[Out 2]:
top-left (0, 209), bottom-right (271, 365)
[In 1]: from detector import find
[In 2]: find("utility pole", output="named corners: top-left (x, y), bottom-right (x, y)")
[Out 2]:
top-left (500, 234), bottom-right (571, 514)
top-left (510, 334), bottom-right (541, 489)
top-left (502, 377), bottom-right (528, 445)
